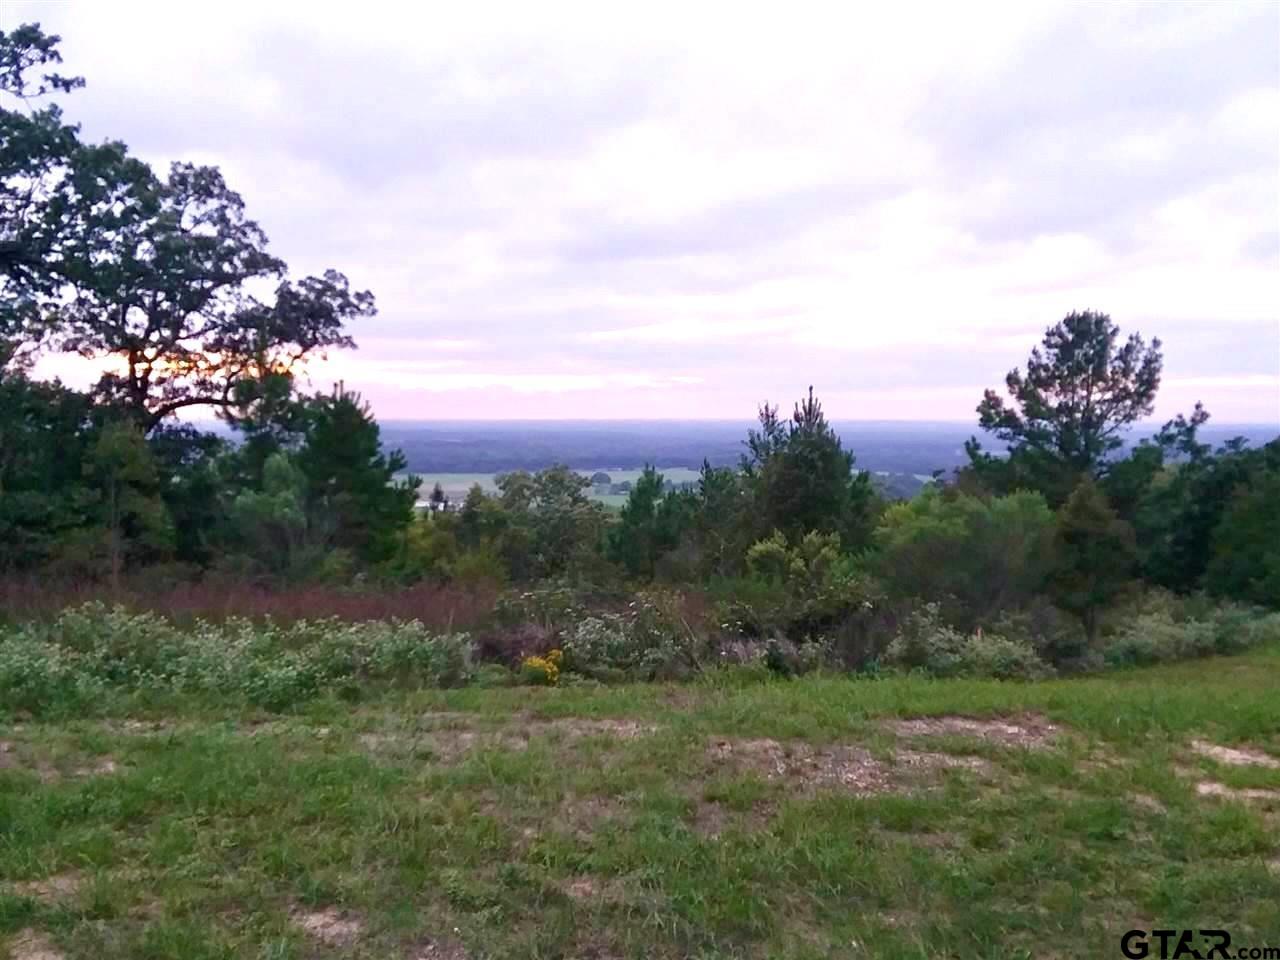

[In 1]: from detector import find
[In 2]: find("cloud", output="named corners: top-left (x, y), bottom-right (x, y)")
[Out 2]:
top-left (12, 0), bottom-right (1280, 422)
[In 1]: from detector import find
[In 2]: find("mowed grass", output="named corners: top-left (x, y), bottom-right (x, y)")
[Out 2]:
top-left (2, 645), bottom-right (1278, 959)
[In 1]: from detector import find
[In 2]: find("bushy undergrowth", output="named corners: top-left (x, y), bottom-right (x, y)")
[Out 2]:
top-left (0, 575), bottom-right (498, 629)
top-left (562, 591), bottom-right (706, 681)
top-left (882, 604), bottom-right (1053, 680)
top-left (1101, 605), bottom-right (1280, 667)
top-left (0, 603), bottom-right (474, 714)
top-left (3, 585), bottom-right (1277, 717)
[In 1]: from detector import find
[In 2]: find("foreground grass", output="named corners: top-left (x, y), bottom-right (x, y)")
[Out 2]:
top-left (2, 645), bottom-right (1278, 959)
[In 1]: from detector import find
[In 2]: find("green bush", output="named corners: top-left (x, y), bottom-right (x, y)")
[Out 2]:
top-left (0, 603), bottom-right (475, 714)
top-left (562, 591), bottom-right (702, 681)
top-left (955, 633), bottom-right (1052, 680)
top-left (715, 530), bottom-right (882, 643)
top-left (990, 602), bottom-right (1089, 669)
top-left (870, 488), bottom-right (1056, 628)
top-left (883, 603), bottom-right (1050, 679)
top-left (882, 604), bottom-right (968, 675)
top-left (0, 636), bottom-right (105, 714)
top-left (492, 583), bottom-right (587, 630)
top-left (1103, 606), bottom-right (1280, 667)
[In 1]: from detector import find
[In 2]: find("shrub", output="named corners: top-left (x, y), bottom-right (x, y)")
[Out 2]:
top-left (1103, 611), bottom-right (1217, 667)
top-left (882, 604), bottom-right (968, 676)
top-left (1102, 606), bottom-right (1280, 668)
top-left (716, 531), bottom-right (883, 645)
top-left (492, 583), bottom-right (587, 630)
top-left (562, 591), bottom-right (702, 681)
top-left (883, 603), bottom-right (1050, 679)
top-left (520, 649), bottom-right (561, 686)
top-left (761, 637), bottom-right (833, 677)
top-left (870, 488), bottom-right (1056, 628)
top-left (475, 622), bottom-right (554, 666)
top-left (0, 636), bottom-right (103, 714)
top-left (955, 633), bottom-right (1052, 680)
top-left (0, 603), bottom-right (475, 715)
top-left (990, 601), bottom-right (1089, 670)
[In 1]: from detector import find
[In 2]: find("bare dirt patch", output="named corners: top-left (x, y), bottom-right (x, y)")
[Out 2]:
top-left (1190, 740), bottom-right (1280, 769)
top-left (706, 737), bottom-right (990, 794)
top-left (413, 939), bottom-right (470, 960)
top-left (888, 714), bottom-right (1061, 749)
top-left (544, 718), bottom-right (657, 740)
top-left (359, 716), bottom-right (658, 763)
top-left (291, 906), bottom-right (363, 946)
top-left (9, 870), bottom-right (82, 903)
top-left (7, 929), bottom-right (65, 960)
top-left (879, 909), bottom-right (922, 930)
top-left (1131, 793), bottom-right (1168, 815)
top-left (0, 741), bottom-right (119, 783)
top-left (0, 741), bottom-right (56, 782)
top-left (559, 793), bottom-right (627, 839)
top-left (1194, 781), bottom-right (1280, 802)
top-left (72, 757), bottom-right (120, 777)
top-left (359, 729), bottom-right (528, 761)
top-left (564, 876), bottom-right (601, 901)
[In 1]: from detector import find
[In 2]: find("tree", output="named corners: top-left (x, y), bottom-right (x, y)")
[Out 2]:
top-left (871, 487), bottom-right (1056, 628)
top-left (2, 24), bottom-right (374, 432)
top-left (52, 159), bottom-right (375, 431)
top-left (1049, 476), bottom-right (1135, 643)
top-left (1134, 436), bottom-right (1276, 594)
top-left (294, 385), bottom-right (418, 565)
top-left (691, 460), bottom-right (752, 577)
top-left (230, 451), bottom-right (310, 576)
top-left (607, 465), bottom-right (694, 578)
top-left (0, 369), bottom-right (95, 569)
top-left (1205, 466), bottom-right (1280, 607)
top-left (83, 420), bottom-right (173, 588)
top-left (0, 23), bottom-right (85, 360)
top-left (967, 311), bottom-right (1163, 503)
top-left (743, 387), bottom-right (876, 548)
top-left (609, 465), bottom-right (664, 577)
top-left (429, 482), bottom-right (448, 511)
top-left (147, 423), bottom-right (231, 566)
top-left (490, 465), bottom-right (607, 579)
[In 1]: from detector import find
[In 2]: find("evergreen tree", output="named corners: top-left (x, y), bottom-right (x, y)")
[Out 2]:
top-left (294, 385), bottom-right (417, 565)
top-left (0, 371), bottom-right (95, 570)
top-left (1049, 477), bottom-right (1135, 642)
top-left (743, 387), bottom-right (875, 548)
top-left (1203, 448), bottom-right (1280, 607)
top-left (967, 311), bottom-right (1164, 504)
top-left (83, 420), bottom-right (173, 588)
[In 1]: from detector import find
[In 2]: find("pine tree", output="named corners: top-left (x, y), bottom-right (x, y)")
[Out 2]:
top-left (1049, 476), bottom-right (1135, 642)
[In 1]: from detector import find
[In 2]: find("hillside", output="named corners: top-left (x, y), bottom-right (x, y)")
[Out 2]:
top-left (2, 645), bottom-right (1277, 959)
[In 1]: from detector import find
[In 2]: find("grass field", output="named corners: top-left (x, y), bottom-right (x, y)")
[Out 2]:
top-left (406, 468), bottom-right (704, 506)
top-left (2, 645), bottom-right (1278, 959)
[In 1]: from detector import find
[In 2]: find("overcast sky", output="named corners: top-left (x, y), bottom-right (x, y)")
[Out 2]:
top-left (12, 0), bottom-right (1280, 422)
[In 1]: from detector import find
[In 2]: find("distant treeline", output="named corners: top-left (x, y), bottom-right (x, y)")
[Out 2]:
top-left (375, 421), bottom-right (1274, 478)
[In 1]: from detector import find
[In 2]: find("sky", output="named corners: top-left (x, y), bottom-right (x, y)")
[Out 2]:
top-left (10, 0), bottom-right (1280, 422)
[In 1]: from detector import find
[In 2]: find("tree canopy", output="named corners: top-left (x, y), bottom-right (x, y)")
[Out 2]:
top-left (967, 311), bottom-right (1163, 502)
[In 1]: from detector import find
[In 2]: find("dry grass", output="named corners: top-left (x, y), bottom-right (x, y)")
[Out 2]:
top-left (0, 575), bottom-right (498, 629)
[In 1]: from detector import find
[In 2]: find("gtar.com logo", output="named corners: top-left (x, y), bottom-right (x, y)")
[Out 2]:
top-left (1121, 929), bottom-right (1279, 960)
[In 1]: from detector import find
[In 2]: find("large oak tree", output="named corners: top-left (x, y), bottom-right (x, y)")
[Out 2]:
top-left (2, 23), bottom-right (374, 431)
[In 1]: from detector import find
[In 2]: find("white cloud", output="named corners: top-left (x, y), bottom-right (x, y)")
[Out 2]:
top-left (8, 0), bottom-right (1278, 422)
